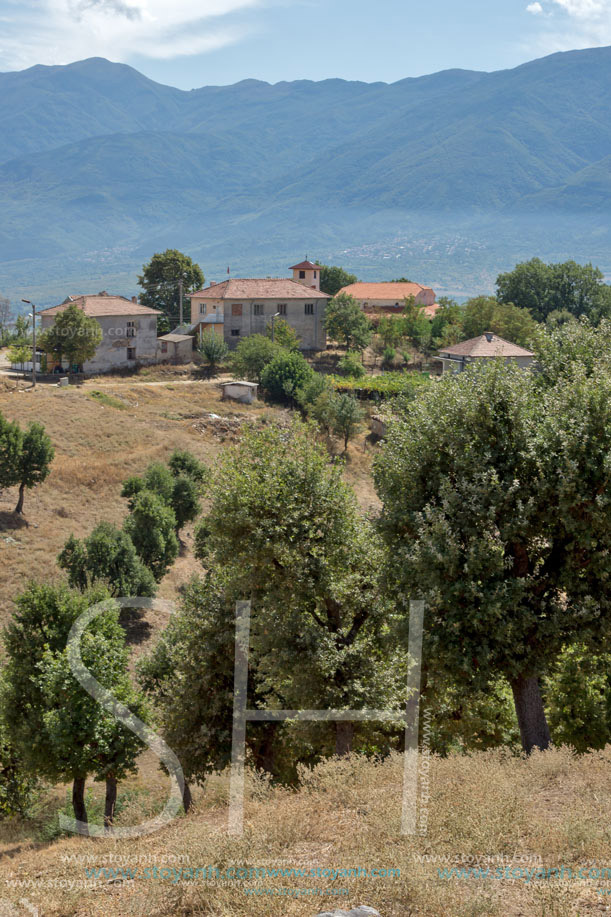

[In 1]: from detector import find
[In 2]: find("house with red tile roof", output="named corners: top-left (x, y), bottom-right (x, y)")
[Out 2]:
top-left (39, 292), bottom-right (160, 373)
top-left (436, 332), bottom-right (535, 374)
top-left (337, 281), bottom-right (440, 318)
top-left (189, 261), bottom-right (331, 350)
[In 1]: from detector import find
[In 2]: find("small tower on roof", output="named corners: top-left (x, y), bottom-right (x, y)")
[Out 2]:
top-left (290, 258), bottom-right (320, 292)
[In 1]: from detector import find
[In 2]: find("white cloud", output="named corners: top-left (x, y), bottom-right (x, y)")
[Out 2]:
top-left (0, 0), bottom-right (262, 70)
top-left (524, 0), bottom-right (611, 53)
top-left (527, 2), bottom-right (544, 13)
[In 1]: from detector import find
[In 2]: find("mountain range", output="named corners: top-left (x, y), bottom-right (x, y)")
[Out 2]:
top-left (1, 48), bottom-right (610, 305)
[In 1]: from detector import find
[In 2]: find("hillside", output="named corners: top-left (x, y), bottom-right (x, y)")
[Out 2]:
top-left (1, 48), bottom-right (611, 302)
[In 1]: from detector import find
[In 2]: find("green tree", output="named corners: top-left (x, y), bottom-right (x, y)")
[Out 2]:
top-left (317, 264), bottom-right (358, 297)
top-left (461, 296), bottom-right (537, 347)
top-left (337, 351), bottom-right (366, 378)
top-left (260, 350), bottom-right (314, 401)
top-left (124, 491), bottom-right (179, 581)
top-left (230, 334), bottom-right (285, 382)
top-left (324, 293), bottom-right (372, 352)
top-left (197, 332), bottom-right (228, 375)
top-left (0, 412), bottom-right (22, 495)
top-left (266, 317), bottom-right (301, 351)
top-left (331, 393), bottom-right (365, 451)
top-left (193, 421), bottom-right (405, 757)
top-left (2, 584), bottom-right (146, 833)
top-left (122, 459), bottom-right (202, 532)
top-left (377, 316), bottom-right (405, 349)
top-left (14, 421), bottom-right (54, 514)
top-left (57, 523), bottom-right (156, 597)
top-left (168, 449), bottom-right (206, 485)
top-left (138, 249), bottom-right (204, 329)
top-left (139, 572), bottom-right (284, 790)
top-left (532, 317), bottom-right (611, 386)
top-left (39, 303), bottom-right (102, 370)
top-left (545, 644), bottom-right (611, 753)
top-left (0, 714), bottom-right (37, 819)
top-left (374, 361), bottom-right (611, 754)
top-left (496, 258), bottom-right (611, 323)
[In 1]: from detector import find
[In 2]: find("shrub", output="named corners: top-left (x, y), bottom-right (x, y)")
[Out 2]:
top-left (58, 523), bottom-right (157, 597)
top-left (197, 332), bottom-right (228, 375)
top-left (230, 334), bottom-right (285, 382)
top-left (260, 350), bottom-right (314, 401)
top-left (338, 351), bottom-right (366, 378)
top-left (124, 491), bottom-right (179, 581)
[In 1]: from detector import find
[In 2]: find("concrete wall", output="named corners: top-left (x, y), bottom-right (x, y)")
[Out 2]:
top-left (437, 354), bottom-right (535, 374)
top-left (223, 298), bottom-right (326, 350)
top-left (191, 297), bottom-right (327, 350)
top-left (158, 338), bottom-right (193, 364)
top-left (41, 312), bottom-right (159, 374)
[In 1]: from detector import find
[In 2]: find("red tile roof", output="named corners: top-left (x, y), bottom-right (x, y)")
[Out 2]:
top-left (339, 281), bottom-right (434, 301)
top-left (290, 261), bottom-right (320, 271)
top-left (364, 302), bottom-right (440, 318)
top-left (39, 293), bottom-right (161, 318)
top-left (439, 333), bottom-right (534, 358)
top-left (190, 279), bottom-right (331, 300)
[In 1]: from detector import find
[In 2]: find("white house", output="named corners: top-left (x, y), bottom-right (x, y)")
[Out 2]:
top-left (39, 292), bottom-right (160, 374)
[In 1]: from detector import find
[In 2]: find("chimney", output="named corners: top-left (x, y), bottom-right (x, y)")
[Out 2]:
top-left (132, 296), bottom-right (138, 304)
top-left (484, 331), bottom-right (494, 343)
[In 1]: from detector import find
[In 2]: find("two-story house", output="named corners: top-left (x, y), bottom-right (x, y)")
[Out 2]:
top-left (189, 261), bottom-right (330, 350)
top-left (39, 292), bottom-right (160, 373)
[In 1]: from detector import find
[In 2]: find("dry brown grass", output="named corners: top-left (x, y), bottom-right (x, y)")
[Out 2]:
top-left (0, 374), bottom-right (377, 629)
top-left (1, 748), bottom-right (611, 916)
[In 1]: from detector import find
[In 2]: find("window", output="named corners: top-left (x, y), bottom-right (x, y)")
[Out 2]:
top-left (232, 303), bottom-right (243, 316)
top-left (200, 303), bottom-right (207, 315)
top-left (314, 270), bottom-right (317, 278)
top-left (231, 329), bottom-right (240, 337)
top-left (253, 304), bottom-right (264, 316)
top-left (160, 341), bottom-right (168, 354)
top-left (305, 303), bottom-right (314, 315)
top-left (299, 270), bottom-right (306, 279)
top-left (278, 304), bottom-right (287, 315)
top-left (127, 347), bottom-right (136, 360)
top-left (126, 320), bottom-right (135, 338)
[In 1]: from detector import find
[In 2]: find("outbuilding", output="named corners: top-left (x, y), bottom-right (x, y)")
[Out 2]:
top-left (221, 381), bottom-right (259, 404)
top-left (158, 333), bottom-right (193, 364)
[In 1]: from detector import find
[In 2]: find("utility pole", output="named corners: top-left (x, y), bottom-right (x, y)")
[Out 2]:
top-left (178, 278), bottom-right (184, 327)
top-left (271, 311), bottom-right (280, 343)
top-left (21, 299), bottom-right (37, 389)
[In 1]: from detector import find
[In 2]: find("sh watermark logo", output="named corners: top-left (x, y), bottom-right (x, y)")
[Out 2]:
top-left (67, 597), bottom-right (426, 838)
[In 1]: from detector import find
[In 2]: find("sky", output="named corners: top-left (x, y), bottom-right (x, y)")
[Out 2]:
top-left (0, 0), bottom-right (610, 87)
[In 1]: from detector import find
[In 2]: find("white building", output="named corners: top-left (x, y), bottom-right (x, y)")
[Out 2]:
top-left (39, 292), bottom-right (160, 374)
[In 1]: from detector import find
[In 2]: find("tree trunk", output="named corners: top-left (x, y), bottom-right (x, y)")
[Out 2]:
top-left (181, 780), bottom-right (192, 814)
top-left (510, 674), bottom-right (551, 754)
top-left (104, 776), bottom-right (117, 833)
top-left (72, 777), bottom-right (88, 835)
top-left (335, 721), bottom-right (354, 756)
top-left (15, 482), bottom-right (25, 515)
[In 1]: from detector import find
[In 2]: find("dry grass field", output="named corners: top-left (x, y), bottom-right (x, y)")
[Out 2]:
top-left (1, 370), bottom-right (610, 917)
top-left (1, 748), bottom-right (611, 916)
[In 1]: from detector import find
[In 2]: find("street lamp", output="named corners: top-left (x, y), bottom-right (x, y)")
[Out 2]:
top-left (270, 312), bottom-right (281, 343)
top-left (21, 299), bottom-right (37, 389)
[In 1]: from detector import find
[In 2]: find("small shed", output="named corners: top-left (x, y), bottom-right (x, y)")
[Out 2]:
top-left (221, 381), bottom-right (259, 404)
top-left (158, 333), bottom-right (193, 364)
top-left (370, 414), bottom-right (388, 438)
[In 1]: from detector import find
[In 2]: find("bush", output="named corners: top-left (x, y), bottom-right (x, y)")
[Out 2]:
top-left (330, 371), bottom-right (431, 397)
top-left (124, 491), bottom-right (179, 581)
top-left (58, 523), bottom-right (157, 597)
top-left (230, 334), bottom-right (285, 382)
top-left (260, 350), bottom-right (314, 401)
top-left (197, 332), bottom-right (228, 374)
top-left (382, 346), bottom-right (396, 367)
top-left (338, 352), bottom-right (366, 378)
top-left (0, 718), bottom-right (37, 818)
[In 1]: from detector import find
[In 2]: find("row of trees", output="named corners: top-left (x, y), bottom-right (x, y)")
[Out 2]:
top-left (137, 319), bottom-right (611, 808)
top-left (0, 448), bottom-right (207, 830)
